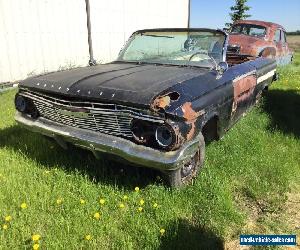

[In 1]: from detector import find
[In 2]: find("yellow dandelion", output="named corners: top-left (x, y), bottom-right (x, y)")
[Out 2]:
top-left (99, 199), bottom-right (105, 205)
top-left (93, 212), bottom-right (101, 220)
top-left (137, 207), bottom-right (143, 212)
top-left (80, 199), bottom-right (85, 204)
top-left (160, 228), bottom-right (166, 236)
top-left (123, 195), bottom-right (128, 200)
top-left (119, 203), bottom-right (125, 209)
top-left (153, 203), bottom-right (158, 208)
top-left (134, 187), bottom-right (140, 192)
top-left (32, 243), bottom-right (39, 250)
top-left (44, 170), bottom-right (50, 174)
top-left (85, 234), bottom-right (92, 241)
top-left (4, 215), bottom-right (12, 222)
top-left (56, 198), bottom-right (62, 205)
top-left (139, 199), bottom-right (145, 206)
top-left (32, 234), bottom-right (41, 242)
top-left (2, 224), bottom-right (8, 230)
top-left (21, 202), bottom-right (28, 209)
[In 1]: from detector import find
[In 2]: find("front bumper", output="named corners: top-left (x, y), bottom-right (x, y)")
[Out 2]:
top-left (15, 112), bottom-right (200, 171)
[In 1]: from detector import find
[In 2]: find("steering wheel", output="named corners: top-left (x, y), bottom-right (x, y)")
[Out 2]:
top-left (189, 51), bottom-right (209, 61)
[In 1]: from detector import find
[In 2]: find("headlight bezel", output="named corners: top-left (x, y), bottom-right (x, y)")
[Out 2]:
top-left (131, 118), bottom-right (175, 150)
top-left (155, 125), bottom-right (175, 149)
top-left (15, 94), bottom-right (27, 113)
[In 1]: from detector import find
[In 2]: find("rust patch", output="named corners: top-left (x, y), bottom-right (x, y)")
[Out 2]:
top-left (231, 74), bottom-right (257, 115)
top-left (181, 102), bottom-right (204, 121)
top-left (172, 124), bottom-right (186, 149)
top-left (233, 74), bottom-right (256, 102)
top-left (232, 101), bottom-right (237, 114)
top-left (186, 122), bottom-right (196, 141)
top-left (151, 92), bottom-right (180, 111)
top-left (181, 102), bottom-right (205, 141)
top-left (260, 47), bottom-right (276, 58)
top-left (152, 95), bottom-right (171, 110)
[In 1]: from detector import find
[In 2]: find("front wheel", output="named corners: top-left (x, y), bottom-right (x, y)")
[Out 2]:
top-left (165, 133), bottom-right (205, 188)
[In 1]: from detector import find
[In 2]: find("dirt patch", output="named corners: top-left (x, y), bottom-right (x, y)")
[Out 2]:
top-left (225, 184), bottom-right (300, 249)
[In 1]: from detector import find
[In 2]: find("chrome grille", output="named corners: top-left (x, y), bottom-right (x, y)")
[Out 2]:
top-left (19, 89), bottom-right (163, 138)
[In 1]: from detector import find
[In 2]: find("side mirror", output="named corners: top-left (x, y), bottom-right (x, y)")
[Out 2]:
top-left (217, 61), bottom-right (228, 74)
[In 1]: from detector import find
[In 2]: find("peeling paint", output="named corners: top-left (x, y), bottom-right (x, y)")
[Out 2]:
top-left (186, 122), bottom-right (196, 141)
top-left (152, 95), bottom-right (171, 110)
top-left (151, 91), bottom-right (180, 111)
top-left (233, 74), bottom-right (256, 102)
top-left (260, 47), bottom-right (276, 58)
top-left (172, 123), bottom-right (186, 149)
top-left (180, 102), bottom-right (205, 141)
top-left (231, 74), bottom-right (257, 116)
top-left (181, 102), bottom-right (204, 121)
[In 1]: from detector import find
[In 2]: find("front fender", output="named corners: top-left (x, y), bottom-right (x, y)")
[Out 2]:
top-left (258, 46), bottom-right (276, 58)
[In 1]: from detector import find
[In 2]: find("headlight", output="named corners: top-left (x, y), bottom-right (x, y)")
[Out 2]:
top-left (15, 95), bottom-right (27, 112)
top-left (155, 125), bottom-right (174, 148)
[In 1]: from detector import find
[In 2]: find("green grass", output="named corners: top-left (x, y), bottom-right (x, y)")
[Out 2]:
top-left (1, 54), bottom-right (300, 249)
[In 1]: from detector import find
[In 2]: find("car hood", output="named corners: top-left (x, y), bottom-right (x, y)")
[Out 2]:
top-left (20, 62), bottom-right (216, 108)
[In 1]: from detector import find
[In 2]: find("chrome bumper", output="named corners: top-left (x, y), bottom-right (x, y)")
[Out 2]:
top-left (15, 112), bottom-right (199, 171)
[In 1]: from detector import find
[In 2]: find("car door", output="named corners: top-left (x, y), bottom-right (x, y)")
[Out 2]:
top-left (280, 30), bottom-right (291, 64)
top-left (229, 62), bottom-right (257, 123)
top-left (273, 29), bottom-right (283, 61)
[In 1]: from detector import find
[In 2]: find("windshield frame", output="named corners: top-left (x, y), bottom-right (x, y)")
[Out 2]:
top-left (116, 28), bottom-right (228, 68)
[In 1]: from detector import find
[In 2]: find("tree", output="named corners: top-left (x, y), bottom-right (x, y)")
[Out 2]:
top-left (225, 0), bottom-right (251, 29)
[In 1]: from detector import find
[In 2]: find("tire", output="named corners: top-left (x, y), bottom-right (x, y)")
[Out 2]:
top-left (166, 133), bottom-right (205, 188)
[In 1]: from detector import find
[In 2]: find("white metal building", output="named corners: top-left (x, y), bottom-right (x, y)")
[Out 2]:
top-left (0, 0), bottom-right (189, 83)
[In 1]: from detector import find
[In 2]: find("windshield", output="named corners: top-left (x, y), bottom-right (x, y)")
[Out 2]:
top-left (117, 30), bottom-right (226, 68)
top-left (231, 24), bottom-right (266, 37)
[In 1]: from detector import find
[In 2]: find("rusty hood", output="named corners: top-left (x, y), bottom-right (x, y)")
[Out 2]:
top-left (20, 62), bottom-right (218, 108)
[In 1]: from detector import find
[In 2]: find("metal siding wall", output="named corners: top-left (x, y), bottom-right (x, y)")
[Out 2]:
top-left (0, 0), bottom-right (89, 83)
top-left (0, 0), bottom-right (189, 83)
top-left (85, 0), bottom-right (189, 63)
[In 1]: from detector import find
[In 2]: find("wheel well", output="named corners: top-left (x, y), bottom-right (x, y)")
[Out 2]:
top-left (259, 47), bottom-right (276, 58)
top-left (202, 116), bottom-right (219, 143)
top-left (263, 85), bottom-right (269, 91)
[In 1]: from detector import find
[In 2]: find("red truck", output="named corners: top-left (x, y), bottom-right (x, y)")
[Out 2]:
top-left (228, 20), bottom-right (293, 65)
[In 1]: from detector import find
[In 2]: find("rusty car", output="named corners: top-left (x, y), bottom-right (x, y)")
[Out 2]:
top-left (15, 28), bottom-right (277, 187)
top-left (228, 20), bottom-right (293, 65)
